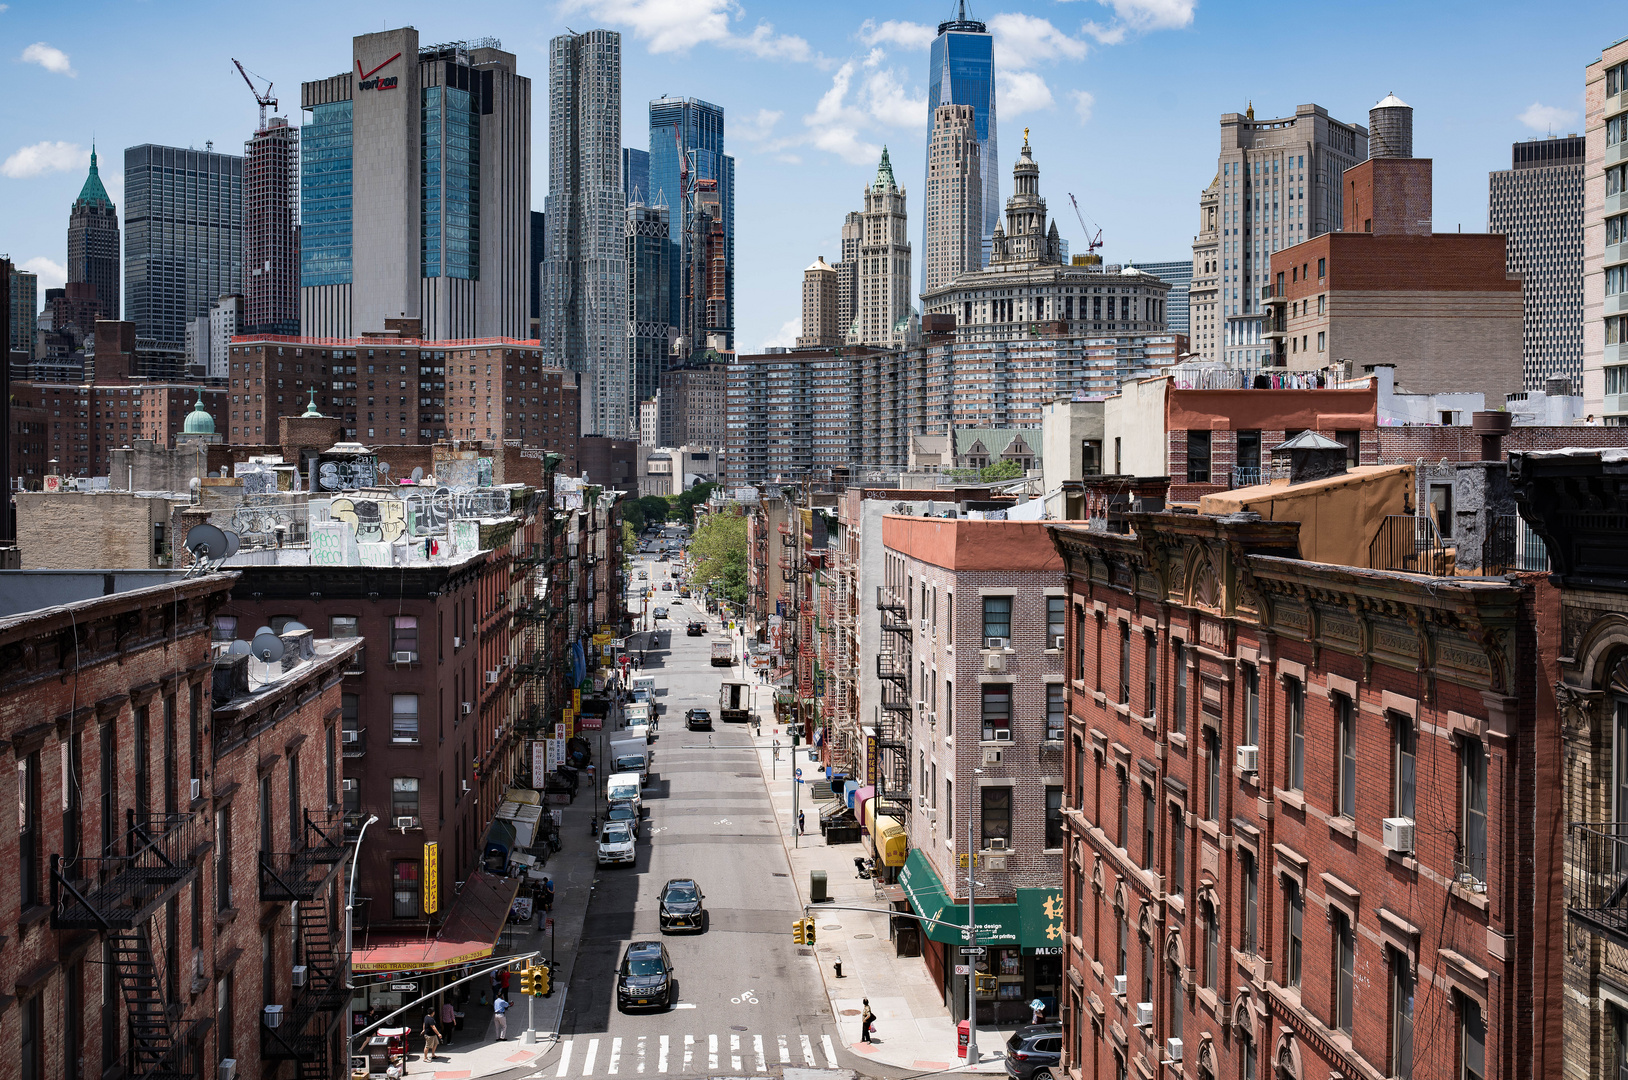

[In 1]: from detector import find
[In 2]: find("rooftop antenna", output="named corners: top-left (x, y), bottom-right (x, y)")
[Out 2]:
top-left (183, 523), bottom-right (232, 575)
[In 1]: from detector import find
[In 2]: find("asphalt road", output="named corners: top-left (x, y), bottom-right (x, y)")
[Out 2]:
top-left (522, 554), bottom-right (852, 1080)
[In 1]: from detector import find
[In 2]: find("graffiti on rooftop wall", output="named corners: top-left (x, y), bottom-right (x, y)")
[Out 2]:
top-left (316, 456), bottom-right (378, 491)
top-left (330, 496), bottom-right (408, 543)
top-left (323, 488), bottom-right (512, 543)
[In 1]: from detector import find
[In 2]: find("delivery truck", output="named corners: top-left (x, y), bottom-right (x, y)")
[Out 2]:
top-left (610, 736), bottom-right (650, 785)
top-left (710, 637), bottom-right (734, 667)
top-left (719, 680), bottom-right (752, 723)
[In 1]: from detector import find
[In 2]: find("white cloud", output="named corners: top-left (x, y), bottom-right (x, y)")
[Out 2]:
top-left (1070, 90), bottom-right (1096, 125)
top-left (988, 13), bottom-right (1087, 72)
top-left (1518, 101), bottom-right (1578, 133)
top-left (1078, 0), bottom-right (1195, 42)
top-left (998, 70), bottom-right (1055, 117)
top-left (863, 46), bottom-right (886, 69)
top-left (862, 67), bottom-right (925, 129)
top-left (1, 140), bottom-right (87, 179)
top-left (857, 18), bottom-right (935, 51)
top-left (563, 0), bottom-right (813, 61)
top-left (799, 61), bottom-right (881, 164)
top-left (762, 316), bottom-right (800, 351)
top-left (20, 41), bottom-right (73, 76)
top-left (732, 108), bottom-right (782, 142)
top-left (21, 256), bottom-right (66, 291)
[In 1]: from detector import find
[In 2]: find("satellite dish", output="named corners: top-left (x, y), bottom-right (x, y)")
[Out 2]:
top-left (411, 467), bottom-right (424, 482)
top-left (228, 640), bottom-right (251, 656)
top-left (222, 530), bottom-right (242, 559)
top-left (185, 523), bottom-right (229, 560)
top-left (251, 631), bottom-right (285, 664)
top-left (378, 461), bottom-right (391, 475)
top-left (282, 620), bottom-right (309, 635)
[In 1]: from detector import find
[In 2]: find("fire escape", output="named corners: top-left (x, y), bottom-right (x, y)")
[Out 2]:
top-left (50, 810), bottom-right (205, 1079)
top-left (875, 584), bottom-right (913, 818)
top-left (258, 810), bottom-right (349, 1077)
top-left (779, 520), bottom-right (806, 716)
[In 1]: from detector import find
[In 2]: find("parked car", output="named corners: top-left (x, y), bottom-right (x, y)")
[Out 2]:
top-left (597, 822), bottom-right (637, 867)
top-left (658, 878), bottom-right (706, 932)
top-left (616, 941), bottom-right (676, 1011)
top-left (1004, 1025), bottom-right (1063, 1080)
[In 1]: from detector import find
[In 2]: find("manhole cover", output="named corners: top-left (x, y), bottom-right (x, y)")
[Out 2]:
top-left (822, 924), bottom-right (841, 930)
top-left (840, 1008), bottom-right (861, 1016)
top-left (854, 933), bottom-right (875, 939)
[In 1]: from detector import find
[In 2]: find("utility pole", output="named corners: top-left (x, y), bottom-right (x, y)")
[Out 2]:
top-left (966, 848), bottom-right (979, 1066)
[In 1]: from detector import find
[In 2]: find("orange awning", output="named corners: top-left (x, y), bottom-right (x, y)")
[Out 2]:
top-left (353, 872), bottom-right (523, 973)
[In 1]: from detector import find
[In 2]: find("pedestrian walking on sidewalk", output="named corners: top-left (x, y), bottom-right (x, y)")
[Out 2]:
top-left (440, 999), bottom-right (457, 1045)
top-left (860, 999), bottom-right (875, 1043)
top-left (798, 810), bottom-right (805, 835)
top-left (421, 1011), bottom-right (443, 1061)
top-left (493, 996), bottom-right (510, 1040)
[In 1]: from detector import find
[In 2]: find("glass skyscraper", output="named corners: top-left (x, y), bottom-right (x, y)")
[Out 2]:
top-left (623, 147), bottom-right (650, 205)
top-left (300, 101), bottom-right (352, 288)
top-left (648, 97), bottom-right (732, 351)
top-left (926, 6), bottom-right (997, 284)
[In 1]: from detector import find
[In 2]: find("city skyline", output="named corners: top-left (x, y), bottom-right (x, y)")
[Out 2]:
top-left (0, 1), bottom-right (1613, 356)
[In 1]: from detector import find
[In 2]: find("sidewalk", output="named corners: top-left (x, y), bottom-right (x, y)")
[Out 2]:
top-left (746, 696), bottom-right (1016, 1075)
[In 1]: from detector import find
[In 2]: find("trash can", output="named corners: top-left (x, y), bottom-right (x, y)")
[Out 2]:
top-left (810, 869), bottom-right (828, 903)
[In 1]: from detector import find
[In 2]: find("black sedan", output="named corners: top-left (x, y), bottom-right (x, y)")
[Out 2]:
top-left (658, 878), bottom-right (706, 933)
top-left (685, 708), bottom-right (712, 731)
top-left (616, 941), bottom-right (676, 1011)
top-left (686, 621), bottom-right (706, 636)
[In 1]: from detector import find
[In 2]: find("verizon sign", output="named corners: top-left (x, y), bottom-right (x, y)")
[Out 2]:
top-left (356, 52), bottom-right (401, 91)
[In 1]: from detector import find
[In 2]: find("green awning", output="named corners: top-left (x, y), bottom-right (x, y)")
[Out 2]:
top-left (898, 850), bottom-right (1063, 949)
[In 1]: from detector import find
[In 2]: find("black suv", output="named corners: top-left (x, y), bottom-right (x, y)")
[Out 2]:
top-left (1004, 1024), bottom-right (1062, 1080)
top-left (686, 621), bottom-right (706, 636)
top-left (616, 941), bottom-right (676, 1011)
top-left (685, 708), bottom-right (712, 731)
top-left (658, 878), bottom-right (706, 933)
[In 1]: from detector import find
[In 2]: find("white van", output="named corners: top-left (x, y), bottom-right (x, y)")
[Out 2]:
top-left (630, 675), bottom-right (656, 698)
top-left (606, 771), bottom-right (643, 817)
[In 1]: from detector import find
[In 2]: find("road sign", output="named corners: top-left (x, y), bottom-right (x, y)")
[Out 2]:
top-left (959, 946), bottom-right (986, 957)
top-left (390, 982), bottom-right (418, 992)
top-left (955, 965), bottom-right (971, 976)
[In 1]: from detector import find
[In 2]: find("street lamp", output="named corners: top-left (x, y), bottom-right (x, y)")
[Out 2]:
top-left (345, 813), bottom-right (380, 1043)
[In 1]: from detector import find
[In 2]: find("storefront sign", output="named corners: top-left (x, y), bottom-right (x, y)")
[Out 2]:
top-left (866, 735), bottom-right (879, 789)
top-left (573, 689), bottom-right (582, 712)
top-left (422, 842), bottom-right (439, 915)
top-left (531, 741), bottom-right (547, 781)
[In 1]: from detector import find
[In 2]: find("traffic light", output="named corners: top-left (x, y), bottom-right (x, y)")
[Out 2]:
top-left (805, 919), bottom-right (816, 944)
top-left (975, 974), bottom-right (998, 994)
top-left (793, 919), bottom-right (807, 944)
top-left (518, 966), bottom-right (536, 995)
top-left (536, 963), bottom-right (552, 997)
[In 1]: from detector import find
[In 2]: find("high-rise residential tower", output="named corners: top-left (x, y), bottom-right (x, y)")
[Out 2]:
top-left (925, 3), bottom-right (997, 280)
top-left (1584, 39), bottom-right (1628, 422)
top-left (1136, 260), bottom-right (1195, 334)
top-left (922, 103), bottom-right (983, 294)
top-left (628, 198), bottom-right (673, 408)
top-left (835, 211), bottom-right (861, 339)
top-left (300, 28), bottom-right (531, 341)
top-left (849, 148), bottom-right (914, 348)
top-left (545, 29), bottom-right (630, 436)
top-left (243, 115), bottom-right (300, 334)
top-left (1489, 135), bottom-right (1585, 390)
top-left (124, 143), bottom-right (243, 348)
top-left (648, 97), bottom-right (733, 353)
top-left (67, 146), bottom-right (120, 322)
top-left (1199, 102), bottom-right (1367, 367)
top-left (797, 256), bottom-right (840, 348)
top-left (8, 269), bottom-right (37, 361)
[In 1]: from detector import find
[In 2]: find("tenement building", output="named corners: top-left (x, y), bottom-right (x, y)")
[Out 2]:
top-left (1489, 136), bottom-right (1585, 390)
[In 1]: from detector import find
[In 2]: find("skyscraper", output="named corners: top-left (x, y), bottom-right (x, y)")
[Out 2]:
top-left (8, 269), bottom-right (37, 361)
top-left (243, 116), bottom-right (300, 334)
top-left (299, 29), bottom-right (531, 342)
top-left (1584, 40), bottom-right (1628, 421)
top-left (835, 211), bottom-right (861, 340)
top-left (545, 29), bottom-right (630, 436)
top-left (1135, 260), bottom-right (1195, 334)
top-left (623, 147), bottom-right (650, 204)
top-left (67, 146), bottom-right (120, 323)
top-left (1489, 135), bottom-right (1585, 389)
top-left (124, 143), bottom-right (242, 348)
top-left (922, 104), bottom-right (983, 295)
top-left (925, 4), bottom-right (997, 280)
top-left (797, 257), bottom-right (839, 348)
top-left (849, 148), bottom-right (914, 348)
top-left (628, 199), bottom-right (672, 408)
top-left (648, 97), bottom-right (733, 352)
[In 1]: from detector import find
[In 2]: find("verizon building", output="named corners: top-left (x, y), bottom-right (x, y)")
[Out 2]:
top-left (300, 27), bottom-right (531, 341)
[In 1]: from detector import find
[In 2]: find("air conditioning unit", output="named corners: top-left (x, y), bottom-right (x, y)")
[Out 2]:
top-left (926, 712), bottom-right (938, 727)
top-left (485, 670), bottom-right (499, 684)
top-left (462, 702), bottom-right (473, 715)
top-left (394, 816), bottom-right (418, 830)
top-left (190, 777), bottom-right (201, 802)
top-left (920, 619), bottom-right (931, 633)
top-left (453, 636), bottom-right (463, 649)
top-left (983, 748), bottom-right (1003, 765)
top-left (993, 728), bottom-right (1012, 742)
top-left (1236, 745), bottom-right (1259, 773)
top-left (342, 730), bottom-right (359, 744)
top-left (462, 780), bottom-right (471, 793)
top-left (1053, 635), bottom-right (1067, 649)
top-left (1382, 817), bottom-right (1416, 855)
top-left (1112, 974), bottom-right (1126, 997)
top-left (291, 965), bottom-right (307, 988)
top-left (988, 836), bottom-right (1008, 851)
top-left (392, 651), bottom-right (417, 664)
top-left (341, 778), bottom-right (358, 793)
top-left (1165, 1038), bottom-right (1184, 1064)
top-left (926, 808), bottom-right (938, 822)
top-left (1135, 1002), bottom-right (1154, 1028)
top-left (985, 636), bottom-right (1009, 650)
top-left (986, 854), bottom-right (1007, 870)
top-left (985, 652), bottom-right (1007, 673)
top-left (917, 700), bottom-right (930, 713)
top-left (219, 1061), bottom-right (238, 1080)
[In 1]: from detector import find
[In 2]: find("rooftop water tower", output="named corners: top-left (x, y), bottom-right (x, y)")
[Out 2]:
top-left (1369, 92), bottom-right (1413, 158)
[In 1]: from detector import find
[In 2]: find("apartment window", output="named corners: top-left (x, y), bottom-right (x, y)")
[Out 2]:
top-left (392, 694), bottom-right (420, 743)
top-left (1047, 596), bottom-right (1067, 642)
top-left (1169, 803), bottom-right (1185, 896)
top-left (1076, 610), bottom-right (1087, 685)
top-left (1317, 257), bottom-right (1326, 278)
top-left (1461, 737), bottom-right (1488, 885)
top-left (215, 806), bottom-right (233, 910)
top-left (1460, 996), bottom-right (1486, 1080)
top-left (1333, 910), bottom-right (1355, 1033)
top-left (1394, 716), bottom-right (1417, 820)
top-left (1203, 902), bottom-right (1219, 990)
top-left (1117, 910), bottom-right (1128, 979)
top-left (1287, 677), bottom-right (1305, 790)
top-left (1138, 785), bottom-right (1155, 868)
top-left (1117, 768), bottom-right (1130, 848)
top-left (980, 786), bottom-right (1012, 847)
top-left (1119, 621), bottom-right (1131, 704)
top-left (1242, 663), bottom-right (1259, 747)
top-left (1144, 632), bottom-right (1157, 719)
top-left (1335, 693), bottom-right (1356, 818)
top-left (1317, 331), bottom-right (1326, 352)
top-left (19, 991), bottom-right (41, 1080)
top-left (1241, 850), bottom-right (1258, 953)
top-left (134, 702), bottom-right (150, 815)
top-left (1390, 947), bottom-right (1415, 1079)
top-left (392, 859), bottom-right (421, 918)
top-left (259, 775), bottom-right (273, 854)
top-left (1241, 1037), bottom-right (1257, 1080)
top-left (982, 596), bottom-right (1012, 641)
top-left (981, 685), bottom-right (1012, 741)
top-left (1237, 429), bottom-right (1261, 474)
top-left (330, 615), bottom-right (359, 638)
top-left (1204, 728), bottom-right (1220, 820)
top-left (946, 779), bottom-right (953, 840)
top-left (1173, 643), bottom-right (1187, 735)
top-left (392, 777), bottom-right (419, 822)
top-left (18, 752), bottom-right (39, 909)
top-left (212, 615), bottom-right (238, 641)
top-left (1187, 429), bottom-right (1212, 483)
top-left (1046, 684), bottom-right (1066, 740)
top-left (391, 616), bottom-right (418, 657)
top-left (1046, 787), bottom-right (1066, 848)
top-left (1073, 744), bottom-right (1085, 811)
top-left (1270, 879), bottom-right (1300, 998)
top-left (1142, 937), bottom-right (1155, 1006)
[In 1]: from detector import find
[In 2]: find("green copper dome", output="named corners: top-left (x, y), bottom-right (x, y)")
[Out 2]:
top-left (182, 389), bottom-right (215, 435)
top-left (75, 145), bottom-right (113, 209)
top-left (875, 146), bottom-right (896, 190)
top-left (301, 387), bottom-right (323, 418)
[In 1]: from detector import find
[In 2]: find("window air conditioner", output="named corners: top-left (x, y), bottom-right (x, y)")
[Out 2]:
top-left (453, 636), bottom-right (463, 649)
top-left (392, 651), bottom-right (417, 664)
top-left (219, 1062), bottom-right (238, 1080)
top-left (926, 808), bottom-right (938, 822)
top-left (341, 778), bottom-right (358, 793)
top-left (920, 619), bottom-right (930, 633)
top-left (1053, 635), bottom-right (1067, 649)
top-left (988, 836), bottom-right (1008, 851)
top-left (462, 780), bottom-right (471, 793)
top-left (1235, 745), bottom-right (1259, 773)
top-left (927, 712), bottom-right (938, 727)
top-left (190, 777), bottom-right (201, 802)
top-left (342, 730), bottom-right (359, 744)
top-left (1165, 1038), bottom-right (1183, 1063)
top-left (1382, 817), bottom-right (1415, 855)
top-left (993, 728), bottom-right (1012, 742)
top-left (486, 670), bottom-right (499, 684)
top-left (462, 702), bottom-right (473, 715)
top-left (984, 636), bottom-right (1009, 650)
top-left (917, 700), bottom-right (929, 713)
top-left (1112, 974), bottom-right (1127, 998)
top-left (1135, 1002), bottom-right (1153, 1027)
top-left (292, 965), bottom-right (307, 988)
top-left (394, 816), bottom-right (418, 829)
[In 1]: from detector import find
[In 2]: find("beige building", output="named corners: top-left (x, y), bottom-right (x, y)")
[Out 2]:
top-left (1584, 37), bottom-right (1628, 420)
top-left (848, 148), bottom-right (915, 348)
top-left (1190, 174), bottom-right (1221, 357)
top-left (922, 103), bottom-right (982, 294)
top-left (797, 256), bottom-right (840, 348)
top-left (15, 490), bottom-right (186, 569)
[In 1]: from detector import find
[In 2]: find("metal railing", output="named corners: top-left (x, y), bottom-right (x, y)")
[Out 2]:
top-left (1230, 464), bottom-right (1290, 488)
top-left (51, 810), bottom-right (203, 930)
top-left (1482, 514), bottom-right (1550, 574)
top-left (258, 811), bottom-right (347, 901)
top-left (1369, 515), bottom-right (1451, 575)
top-left (1568, 822), bottom-right (1628, 946)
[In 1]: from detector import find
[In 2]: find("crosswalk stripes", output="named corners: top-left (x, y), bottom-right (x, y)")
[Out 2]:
top-left (549, 1033), bottom-right (845, 1076)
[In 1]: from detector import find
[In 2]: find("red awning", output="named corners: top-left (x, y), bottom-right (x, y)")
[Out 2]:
top-left (353, 872), bottom-right (523, 973)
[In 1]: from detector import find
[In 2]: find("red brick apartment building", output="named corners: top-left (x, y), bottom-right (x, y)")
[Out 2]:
top-left (1047, 514), bottom-right (1562, 1080)
top-left (0, 570), bottom-right (357, 1080)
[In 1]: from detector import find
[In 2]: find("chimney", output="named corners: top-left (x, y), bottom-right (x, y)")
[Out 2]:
top-left (1470, 410), bottom-right (1513, 462)
top-left (1272, 430), bottom-right (1349, 485)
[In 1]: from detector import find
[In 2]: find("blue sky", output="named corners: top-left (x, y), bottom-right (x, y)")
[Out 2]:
top-left (0, 1), bottom-right (1617, 354)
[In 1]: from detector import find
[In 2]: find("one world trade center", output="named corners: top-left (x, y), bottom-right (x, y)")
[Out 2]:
top-left (924, 2), bottom-right (997, 282)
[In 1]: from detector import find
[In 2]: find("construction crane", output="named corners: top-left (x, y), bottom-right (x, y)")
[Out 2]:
top-left (1067, 193), bottom-right (1104, 256)
top-left (232, 58), bottom-right (278, 132)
